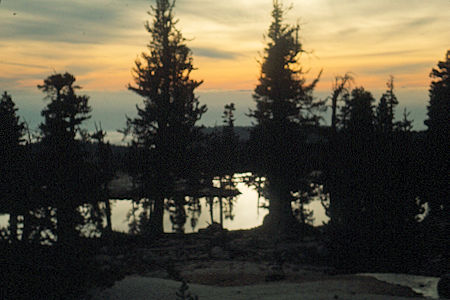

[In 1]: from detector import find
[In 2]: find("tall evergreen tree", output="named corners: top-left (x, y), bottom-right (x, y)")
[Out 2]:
top-left (395, 108), bottom-right (413, 133)
top-left (423, 50), bottom-right (449, 222)
top-left (328, 87), bottom-right (376, 228)
top-left (376, 76), bottom-right (398, 135)
top-left (375, 95), bottom-right (390, 134)
top-left (325, 74), bottom-right (353, 228)
top-left (425, 50), bottom-right (449, 142)
top-left (327, 85), bottom-right (424, 269)
top-left (249, 0), bottom-right (323, 235)
top-left (344, 87), bottom-right (375, 136)
top-left (37, 73), bottom-right (93, 244)
top-left (39, 73), bottom-right (91, 143)
top-left (0, 92), bottom-right (25, 242)
top-left (327, 87), bottom-right (378, 269)
top-left (220, 103), bottom-right (239, 176)
top-left (219, 103), bottom-right (239, 226)
top-left (91, 125), bottom-right (115, 236)
top-left (0, 92), bottom-right (24, 149)
top-left (330, 73), bottom-right (353, 133)
top-left (126, 0), bottom-right (207, 236)
top-left (251, 1), bottom-right (322, 125)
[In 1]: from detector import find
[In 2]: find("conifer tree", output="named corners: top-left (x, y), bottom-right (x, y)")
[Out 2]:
top-left (0, 92), bottom-right (25, 242)
top-left (423, 50), bottom-right (449, 221)
top-left (38, 73), bottom-right (93, 244)
top-left (221, 103), bottom-right (239, 176)
top-left (0, 92), bottom-right (24, 149)
top-left (219, 103), bottom-right (239, 226)
top-left (330, 73), bottom-right (353, 133)
top-left (39, 73), bottom-right (91, 143)
top-left (344, 87), bottom-right (375, 136)
top-left (376, 95), bottom-right (390, 134)
top-left (395, 108), bottom-right (413, 133)
top-left (330, 85), bottom-right (425, 268)
top-left (376, 76), bottom-right (398, 135)
top-left (425, 50), bottom-right (449, 142)
top-left (126, 0), bottom-right (206, 235)
top-left (332, 87), bottom-right (375, 225)
top-left (249, 0), bottom-right (323, 235)
top-left (91, 125), bottom-right (115, 236)
top-left (325, 74), bottom-right (353, 228)
top-left (251, 1), bottom-right (322, 125)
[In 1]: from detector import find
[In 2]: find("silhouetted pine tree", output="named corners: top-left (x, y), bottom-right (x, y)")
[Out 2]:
top-left (394, 108), bottom-right (413, 133)
top-left (330, 73), bottom-right (353, 133)
top-left (0, 92), bottom-right (25, 242)
top-left (37, 73), bottom-right (94, 245)
top-left (248, 0), bottom-right (323, 235)
top-left (425, 50), bottom-right (449, 142)
top-left (218, 103), bottom-right (239, 225)
top-left (39, 73), bottom-right (91, 142)
top-left (126, 0), bottom-right (207, 236)
top-left (422, 50), bottom-right (449, 233)
top-left (373, 80), bottom-right (422, 267)
top-left (344, 87), bottom-right (375, 136)
top-left (376, 76), bottom-right (398, 135)
top-left (325, 87), bottom-right (376, 268)
top-left (376, 95), bottom-right (390, 134)
top-left (91, 125), bottom-right (115, 237)
top-left (324, 74), bottom-right (353, 227)
top-left (220, 103), bottom-right (239, 176)
top-left (327, 84), bottom-right (424, 270)
top-left (341, 87), bottom-right (375, 217)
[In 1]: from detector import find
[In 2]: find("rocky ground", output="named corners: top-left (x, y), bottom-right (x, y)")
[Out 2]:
top-left (91, 275), bottom-right (424, 300)
top-left (86, 225), bottom-right (442, 299)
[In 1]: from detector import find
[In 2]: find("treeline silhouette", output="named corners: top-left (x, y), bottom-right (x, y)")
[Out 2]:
top-left (0, 0), bottom-right (448, 298)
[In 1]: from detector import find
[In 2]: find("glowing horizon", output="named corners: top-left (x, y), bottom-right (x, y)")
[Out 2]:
top-left (0, 0), bottom-right (448, 134)
top-left (1, 0), bottom-right (448, 91)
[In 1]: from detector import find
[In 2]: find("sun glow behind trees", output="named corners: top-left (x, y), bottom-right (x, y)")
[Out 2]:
top-left (0, 0), bottom-right (448, 92)
top-left (0, 1), bottom-right (446, 137)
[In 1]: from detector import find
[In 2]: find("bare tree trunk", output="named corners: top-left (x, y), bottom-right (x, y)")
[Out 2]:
top-left (104, 199), bottom-right (112, 234)
top-left (331, 92), bottom-right (338, 133)
top-left (150, 196), bottom-right (164, 236)
top-left (57, 205), bottom-right (77, 246)
top-left (265, 178), bottom-right (296, 236)
top-left (9, 211), bottom-right (18, 243)
top-left (219, 197), bottom-right (223, 227)
top-left (208, 197), bottom-right (214, 224)
top-left (21, 211), bottom-right (31, 242)
top-left (219, 178), bottom-right (224, 227)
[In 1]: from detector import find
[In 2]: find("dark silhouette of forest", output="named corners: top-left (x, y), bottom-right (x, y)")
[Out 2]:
top-left (0, 0), bottom-right (448, 298)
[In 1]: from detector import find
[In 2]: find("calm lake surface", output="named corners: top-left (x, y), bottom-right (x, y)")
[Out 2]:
top-left (0, 173), bottom-right (329, 233)
top-left (110, 178), bottom-right (329, 233)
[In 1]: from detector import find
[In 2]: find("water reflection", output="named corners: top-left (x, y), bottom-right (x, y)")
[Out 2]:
top-left (110, 179), bottom-right (269, 233)
top-left (0, 174), bottom-right (329, 234)
top-left (109, 173), bottom-right (329, 233)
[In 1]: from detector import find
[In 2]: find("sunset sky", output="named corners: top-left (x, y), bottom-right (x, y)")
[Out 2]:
top-left (1, 0), bottom-right (448, 142)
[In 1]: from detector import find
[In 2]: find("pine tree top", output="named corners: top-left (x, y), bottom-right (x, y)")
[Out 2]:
top-left (251, 1), bottom-right (322, 125)
top-left (0, 91), bottom-right (25, 148)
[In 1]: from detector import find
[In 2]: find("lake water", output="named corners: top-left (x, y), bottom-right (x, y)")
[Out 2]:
top-left (110, 178), bottom-right (329, 233)
top-left (0, 173), bottom-right (329, 233)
